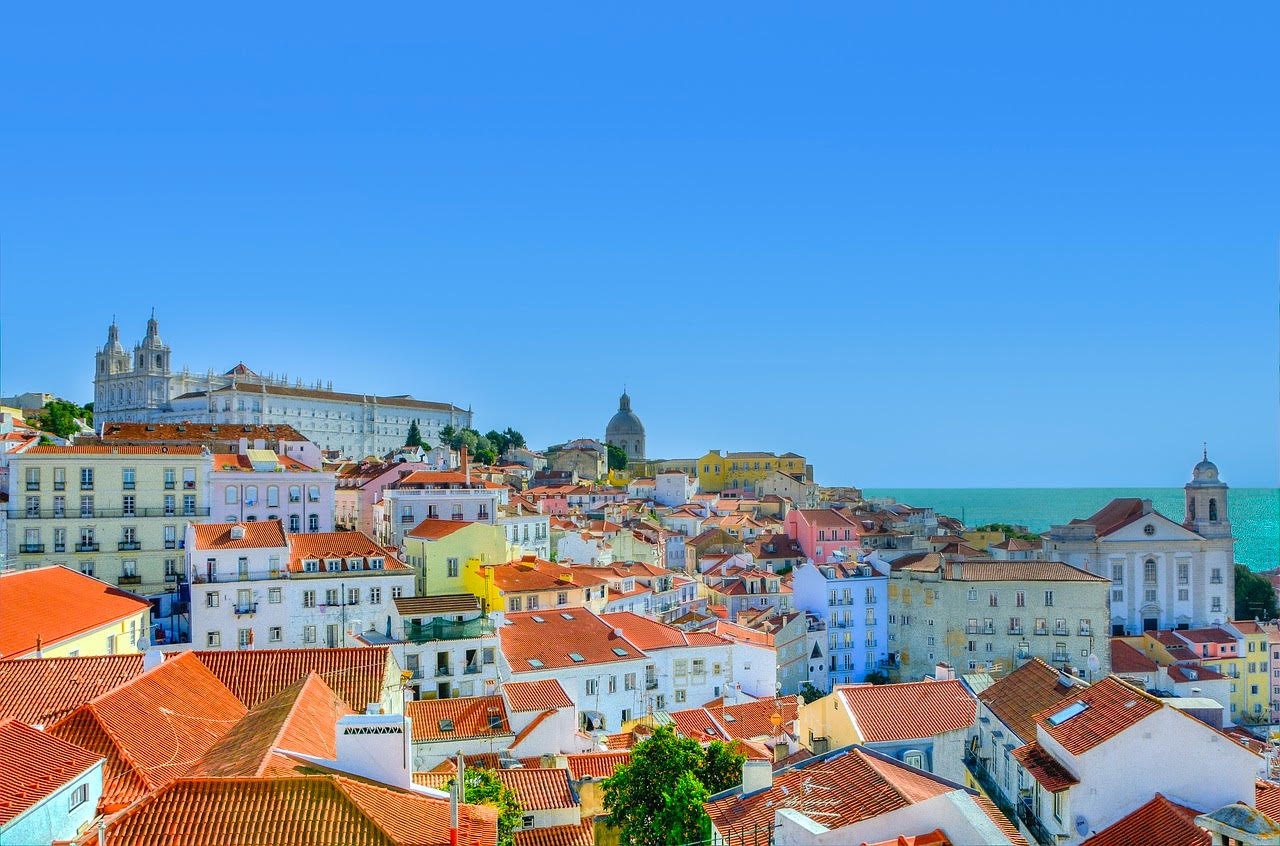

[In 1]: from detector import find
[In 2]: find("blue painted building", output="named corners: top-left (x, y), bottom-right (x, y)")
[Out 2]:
top-left (792, 556), bottom-right (889, 686)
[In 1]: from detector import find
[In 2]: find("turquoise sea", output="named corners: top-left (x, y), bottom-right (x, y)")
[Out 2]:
top-left (862, 488), bottom-right (1280, 572)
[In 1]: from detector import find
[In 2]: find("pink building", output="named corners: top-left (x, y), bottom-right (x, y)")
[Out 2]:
top-left (1169, 627), bottom-right (1239, 660)
top-left (334, 461), bottom-right (428, 535)
top-left (208, 451), bottom-right (336, 532)
top-left (783, 508), bottom-right (862, 564)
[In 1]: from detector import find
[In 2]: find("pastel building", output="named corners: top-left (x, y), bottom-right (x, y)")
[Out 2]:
top-left (783, 508), bottom-right (862, 564)
top-left (792, 558), bottom-right (889, 686)
top-left (380, 470), bottom-right (508, 548)
top-left (403, 518), bottom-right (511, 596)
top-left (695, 450), bottom-right (808, 495)
top-left (208, 450), bottom-right (335, 532)
top-left (0, 565), bottom-right (152, 658)
top-left (0, 719), bottom-right (104, 846)
top-left (334, 461), bottom-right (427, 536)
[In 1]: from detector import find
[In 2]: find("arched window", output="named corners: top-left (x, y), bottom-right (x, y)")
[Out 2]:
top-left (308, 514), bottom-right (320, 532)
top-left (1209, 498), bottom-right (1218, 521)
top-left (1189, 498), bottom-right (1196, 520)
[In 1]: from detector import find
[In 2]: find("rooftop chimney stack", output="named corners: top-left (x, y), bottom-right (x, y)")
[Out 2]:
top-left (742, 760), bottom-right (773, 794)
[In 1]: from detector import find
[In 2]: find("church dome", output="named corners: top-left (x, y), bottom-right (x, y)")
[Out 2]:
top-left (607, 392), bottom-right (645, 438)
top-left (1189, 447), bottom-right (1221, 486)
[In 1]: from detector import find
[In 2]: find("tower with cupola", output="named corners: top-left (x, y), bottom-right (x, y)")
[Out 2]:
top-left (1185, 446), bottom-right (1232, 539)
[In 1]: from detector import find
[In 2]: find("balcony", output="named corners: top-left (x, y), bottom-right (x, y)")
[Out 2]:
top-left (118, 541), bottom-right (142, 551)
top-left (964, 752), bottom-right (1016, 823)
top-left (123, 482), bottom-right (136, 490)
top-left (165, 541), bottom-right (177, 549)
top-left (53, 544), bottom-right (65, 552)
top-left (646, 679), bottom-right (659, 691)
top-left (1009, 626), bottom-right (1024, 635)
top-left (983, 625), bottom-right (996, 635)
top-left (26, 481), bottom-right (40, 491)
top-left (19, 543), bottom-right (45, 553)
top-left (164, 573), bottom-right (184, 583)
top-left (164, 481), bottom-right (175, 490)
top-left (53, 481), bottom-right (65, 491)
top-left (81, 483), bottom-right (94, 491)
top-left (1054, 627), bottom-right (1069, 637)
top-left (402, 617), bottom-right (495, 643)
top-left (75, 542), bottom-right (100, 553)
top-left (234, 602), bottom-right (258, 616)
top-left (463, 664), bottom-right (482, 675)
top-left (1017, 798), bottom-right (1057, 846)
top-left (118, 575), bottom-right (142, 586)
top-left (7, 506), bottom-right (210, 520)
top-left (1051, 651), bottom-right (1070, 663)
top-left (965, 625), bottom-right (980, 635)
top-left (1034, 627), bottom-right (1048, 637)
top-left (435, 665), bottom-right (454, 678)
top-left (400, 515), bottom-right (416, 524)
top-left (184, 481), bottom-right (196, 490)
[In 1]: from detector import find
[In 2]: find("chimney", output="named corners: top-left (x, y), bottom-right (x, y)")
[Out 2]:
top-left (231, 525), bottom-right (246, 540)
top-left (742, 760), bottom-right (773, 794)
top-left (934, 662), bottom-right (956, 681)
top-left (142, 647), bottom-right (163, 672)
top-left (334, 713), bottom-right (413, 788)
top-left (461, 445), bottom-right (470, 483)
top-left (1141, 498), bottom-right (1154, 515)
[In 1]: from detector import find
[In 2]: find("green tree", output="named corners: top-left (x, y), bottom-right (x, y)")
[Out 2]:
top-left (31, 399), bottom-right (90, 439)
top-left (607, 443), bottom-right (629, 471)
top-left (974, 522), bottom-right (1040, 542)
top-left (602, 725), bottom-right (708, 846)
top-left (484, 429), bottom-right (509, 456)
top-left (798, 682), bottom-right (825, 704)
top-left (503, 427), bottom-right (526, 449)
top-left (1235, 564), bottom-right (1279, 621)
top-left (699, 740), bottom-right (746, 793)
top-left (476, 435), bottom-right (494, 455)
top-left (474, 448), bottom-right (497, 465)
top-left (405, 420), bottom-right (423, 448)
top-left (439, 424), bottom-right (456, 447)
top-left (654, 771), bottom-right (711, 846)
top-left (456, 429), bottom-right (479, 453)
top-left (449, 768), bottom-right (523, 846)
top-left (863, 670), bottom-right (891, 685)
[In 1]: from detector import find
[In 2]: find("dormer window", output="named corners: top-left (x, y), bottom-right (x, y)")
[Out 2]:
top-left (326, 558), bottom-right (341, 571)
top-left (304, 559), bottom-right (319, 573)
top-left (369, 557), bottom-right (384, 570)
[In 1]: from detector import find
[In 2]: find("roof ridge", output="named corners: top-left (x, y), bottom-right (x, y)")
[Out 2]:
top-left (330, 775), bottom-right (409, 845)
top-left (257, 673), bottom-right (326, 777)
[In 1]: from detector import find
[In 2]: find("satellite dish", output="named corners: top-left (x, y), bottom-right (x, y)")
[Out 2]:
top-left (1075, 815), bottom-right (1090, 837)
top-left (1087, 654), bottom-right (1101, 674)
top-left (136, 637), bottom-right (151, 650)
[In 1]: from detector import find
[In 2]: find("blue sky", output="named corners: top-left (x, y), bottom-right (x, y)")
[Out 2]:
top-left (2, 4), bottom-right (1277, 487)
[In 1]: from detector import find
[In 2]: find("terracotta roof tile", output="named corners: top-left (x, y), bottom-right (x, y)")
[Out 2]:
top-left (503, 679), bottom-right (574, 712)
top-left (396, 471), bottom-right (505, 489)
top-left (189, 674), bottom-right (353, 778)
top-left (414, 768), bottom-right (576, 811)
top-left (978, 658), bottom-right (1083, 742)
top-left (1033, 676), bottom-right (1162, 756)
top-left (406, 696), bottom-right (511, 741)
top-left (1256, 780), bottom-right (1280, 821)
top-left (189, 646), bottom-right (393, 712)
top-left (1011, 741), bottom-right (1079, 792)
top-left (287, 531), bottom-right (409, 572)
top-left (491, 558), bottom-right (610, 593)
top-left (0, 654), bottom-right (145, 726)
top-left (101, 775), bottom-right (498, 846)
top-left (837, 680), bottom-right (976, 743)
top-left (1080, 793), bottom-right (1209, 846)
top-left (513, 821), bottom-right (595, 846)
top-left (501, 611), bottom-right (645, 671)
top-left (25, 444), bottom-right (204, 454)
top-left (47, 652), bottom-right (247, 810)
top-left (1173, 627), bottom-right (1238, 645)
top-left (951, 560), bottom-right (1109, 582)
top-left (566, 751), bottom-right (631, 780)
top-left (1073, 497), bottom-right (1150, 537)
top-left (1167, 663), bottom-right (1228, 683)
top-left (1109, 639), bottom-right (1159, 674)
top-left (407, 518), bottom-right (475, 540)
top-left (100, 422), bottom-right (310, 444)
top-left (190, 520), bottom-right (288, 550)
top-left (0, 566), bottom-right (151, 658)
top-left (0, 718), bottom-right (101, 825)
top-left (598, 612), bottom-right (730, 651)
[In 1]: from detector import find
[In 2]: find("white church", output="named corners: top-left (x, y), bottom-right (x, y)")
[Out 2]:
top-left (1044, 450), bottom-right (1236, 636)
top-left (93, 314), bottom-right (472, 458)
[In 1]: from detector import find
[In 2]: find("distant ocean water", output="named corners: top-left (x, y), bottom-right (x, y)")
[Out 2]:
top-left (862, 488), bottom-right (1280, 572)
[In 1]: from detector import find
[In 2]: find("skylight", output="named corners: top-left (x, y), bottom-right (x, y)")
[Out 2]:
top-left (723, 714), bottom-right (736, 722)
top-left (528, 659), bottom-right (544, 668)
top-left (569, 653), bottom-right (585, 663)
top-left (531, 615), bottom-right (545, 623)
top-left (438, 719), bottom-right (455, 732)
top-left (612, 647), bottom-right (629, 656)
top-left (1047, 701), bottom-right (1089, 726)
top-left (561, 613), bottom-right (575, 620)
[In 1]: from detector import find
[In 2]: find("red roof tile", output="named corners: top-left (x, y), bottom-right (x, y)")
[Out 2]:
top-left (500, 611), bottom-right (645, 671)
top-left (1256, 780), bottom-right (1280, 821)
top-left (566, 751), bottom-right (631, 780)
top-left (406, 696), bottom-right (511, 741)
top-left (101, 775), bottom-right (498, 846)
top-left (1033, 676), bottom-right (1162, 756)
top-left (1167, 663), bottom-right (1229, 683)
top-left (287, 531), bottom-right (409, 571)
top-left (1173, 627), bottom-right (1238, 645)
top-left (25, 444), bottom-right (204, 454)
top-left (0, 718), bottom-right (101, 825)
top-left (598, 612), bottom-right (730, 650)
top-left (503, 679), bottom-right (574, 712)
top-left (1080, 793), bottom-right (1208, 846)
top-left (0, 566), bottom-right (151, 658)
top-left (1074, 498), bottom-right (1150, 537)
top-left (1011, 741), bottom-right (1079, 792)
top-left (837, 680), bottom-right (976, 743)
top-left (407, 518), bottom-right (475, 540)
top-left (490, 558), bottom-right (610, 593)
top-left (100, 422), bottom-right (309, 444)
top-left (0, 654), bottom-right (145, 726)
top-left (414, 768), bottom-right (576, 811)
top-left (189, 646), bottom-right (393, 712)
top-left (513, 821), bottom-right (594, 846)
top-left (1110, 639), bottom-right (1159, 674)
top-left (190, 520), bottom-right (287, 550)
top-left (978, 658), bottom-right (1083, 743)
top-left (48, 651), bottom-right (247, 809)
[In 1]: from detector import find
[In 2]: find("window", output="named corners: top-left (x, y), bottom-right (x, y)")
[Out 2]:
top-left (302, 590), bottom-right (316, 608)
top-left (289, 515), bottom-right (300, 532)
top-left (183, 494), bottom-right (196, 515)
top-left (164, 494), bottom-right (175, 516)
top-left (207, 631), bottom-right (221, 647)
top-left (1211, 568), bottom-right (1223, 584)
top-left (1044, 591), bottom-right (1054, 607)
top-left (269, 587), bottom-right (282, 604)
top-left (164, 468), bottom-right (175, 489)
top-left (165, 558), bottom-right (178, 579)
top-left (528, 595), bottom-right (539, 610)
top-left (80, 495), bottom-right (94, 518)
top-left (308, 514), bottom-right (320, 532)
top-left (656, 694), bottom-right (666, 710)
top-left (509, 597), bottom-right (522, 612)
top-left (674, 689), bottom-right (687, 703)
top-left (267, 486), bottom-right (279, 507)
top-left (226, 487), bottom-right (239, 504)
top-left (80, 467), bottom-right (94, 490)
top-left (269, 627), bottom-right (282, 642)
top-left (447, 557), bottom-right (459, 578)
top-left (183, 468), bottom-right (196, 489)
top-left (238, 629), bottom-right (252, 648)
top-left (484, 647), bottom-right (495, 664)
top-left (69, 783), bottom-right (89, 810)
top-left (370, 587), bottom-right (382, 604)
top-left (392, 586), bottom-right (404, 599)
top-left (121, 495), bottom-right (136, 517)
top-left (325, 588), bottom-right (340, 606)
top-left (289, 485), bottom-right (302, 503)
top-left (988, 592), bottom-right (998, 607)
top-left (557, 591), bottom-right (568, 606)
top-left (308, 485), bottom-right (320, 503)
top-left (585, 679), bottom-right (598, 696)
top-left (1143, 559), bottom-right (1157, 584)
top-left (1212, 596), bottom-right (1223, 612)
top-left (1112, 563), bottom-right (1124, 584)
top-left (54, 467), bottom-right (66, 490)
top-left (304, 625), bottom-right (316, 643)
top-left (1177, 561), bottom-right (1189, 585)
top-left (348, 587), bottom-right (360, 605)
top-left (1015, 591), bottom-right (1025, 607)
top-left (121, 559), bottom-right (137, 577)
top-left (206, 592), bottom-right (219, 607)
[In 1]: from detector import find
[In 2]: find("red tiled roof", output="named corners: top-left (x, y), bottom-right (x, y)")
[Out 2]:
top-left (490, 558), bottom-right (610, 593)
top-left (704, 747), bottom-right (955, 835)
top-left (406, 696), bottom-right (511, 741)
top-left (100, 422), bottom-right (309, 444)
top-left (1173, 627), bottom-right (1238, 645)
top-left (951, 560), bottom-right (1109, 582)
top-left (210, 451), bottom-right (315, 472)
top-left (1033, 676), bottom-right (1162, 756)
top-left (501, 611), bottom-right (646, 671)
top-left (1167, 663), bottom-right (1228, 683)
top-left (0, 718), bottom-right (101, 825)
top-left (700, 697), bottom-right (800, 742)
top-left (190, 520), bottom-right (288, 550)
top-left (25, 444), bottom-right (204, 454)
top-left (1110, 639), bottom-right (1159, 674)
top-left (566, 751), bottom-right (631, 780)
top-left (1232, 620), bottom-right (1266, 635)
top-left (287, 531), bottom-right (409, 571)
top-left (189, 674), bottom-right (353, 778)
top-left (837, 680), bottom-right (976, 743)
top-left (0, 566), bottom-right (151, 659)
top-left (1080, 793), bottom-right (1209, 846)
top-left (1073, 498), bottom-right (1150, 537)
top-left (0, 654), bottom-right (146, 726)
top-left (406, 518), bottom-right (474, 540)
top-left (415, 768), bottom-right (576, 811)
top-left (48, 652), bottom-right (247, 810)
top-left (189, 646), bottom-right (393, 712)
top-left (1256, 780), bottom-right (1280, 821)
top-left (100, 775), bottom-right (498, 846)
top-left (397, 470), bottom-right (506, 489)
top-left (503, 679), bottom-right (573, 712)
top-left (1011, 741), bottom-right (1079, 792)
top-left (979, 659), bottom-right (1085, 743)
top-left (599, 612), bottom-right (730, 650)
top-left (514, 821), bottom-right (595, 846)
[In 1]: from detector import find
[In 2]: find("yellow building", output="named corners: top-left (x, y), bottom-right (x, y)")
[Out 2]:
top-left (962, 530), bottom-right (1005, 550)
top-left (464, 554), bottom-right (610, 614)
top-left (0, 565), bottom-right (152, 658)
top-left (1230, 620), bottom-right (1271, 724)
top-left (7, 445), bottom-right (210, 597)
top-left (1138, 627), bottom-right (1270, 725)
top-left (696, 450), bottom-right (808, 494)
top-left (401, 518), bottom-right (511, 596)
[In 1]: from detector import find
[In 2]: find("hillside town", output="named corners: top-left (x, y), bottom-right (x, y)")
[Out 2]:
top-left (1, 315), bottom-right (1278, 846)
